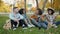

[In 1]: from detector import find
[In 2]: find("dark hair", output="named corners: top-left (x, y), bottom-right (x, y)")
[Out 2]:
top-left (13, 7), bottom-right (18, 10)
top-left (37, 8), bottom-right (43, 15)
top-left (18, 8), bottom-right (25, 15)
top-left (47, 8), bottom-right (55, 15)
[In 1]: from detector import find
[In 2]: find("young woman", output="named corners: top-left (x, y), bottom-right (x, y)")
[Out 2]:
top-left (18, 8), bottom-right (35, 28)
top-left (30, 8), bottom-right (47, 29)
top-left (45, 8), bottom-right (58, 29)
top-left (9, 7), bottom-right (27, 30)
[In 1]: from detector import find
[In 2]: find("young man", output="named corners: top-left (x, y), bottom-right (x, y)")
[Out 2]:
top-left (9, 7), bottom-right (27, 30)
top-left (31, 8), bottom-right (47, 29)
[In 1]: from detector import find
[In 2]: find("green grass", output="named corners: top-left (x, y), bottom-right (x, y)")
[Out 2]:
top-left (0, 15), bottom-right (60, 34)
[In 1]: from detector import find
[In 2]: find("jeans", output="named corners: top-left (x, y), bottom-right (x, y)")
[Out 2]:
top-left (44, 21), bottom-right (60, 26)
top-left (31, 19), bottom-right (47, 29)
top-left (38, 22), bottom-right (47, 29)
top-left (55, 21), bottom-right (60, 25)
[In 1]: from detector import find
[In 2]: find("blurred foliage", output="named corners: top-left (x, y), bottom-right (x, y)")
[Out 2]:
top-left (46, 0), bottom-right (60, 11)
top-left (0, 0), bottom-right (11, 13)
top-left (0, 0), bottom-right (60, 13)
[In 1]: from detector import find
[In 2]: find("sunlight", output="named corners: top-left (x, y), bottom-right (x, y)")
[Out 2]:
top-left (2, 0), bottom-right (15, 4)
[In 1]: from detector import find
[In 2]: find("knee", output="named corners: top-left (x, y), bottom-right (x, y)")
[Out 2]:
top-left (42, 24), bottom-right (47, 29)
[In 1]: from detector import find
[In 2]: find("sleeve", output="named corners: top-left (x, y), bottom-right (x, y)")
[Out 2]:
top-left (18, 14), bottom-right (24, 20)
top-left (53, 14), bottom-right (57, 19)
top-left (9, 13), bottom-right (15, 20)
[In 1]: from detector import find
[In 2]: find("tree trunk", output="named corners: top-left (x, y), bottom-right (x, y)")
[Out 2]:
top-left (59, 10), bottom-right (60, 15)
top-left (42, 0), bottom-right (47, 12)
top-left (35, 0), bottom-right (39, 9)
top-left (24, 0), bottom-right (26, 13)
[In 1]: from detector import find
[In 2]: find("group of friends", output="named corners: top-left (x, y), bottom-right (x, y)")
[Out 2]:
top-left (9, 7), bottom-right (60, 30)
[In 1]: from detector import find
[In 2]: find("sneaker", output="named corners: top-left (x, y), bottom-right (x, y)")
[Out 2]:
top-left (39, 27), bottom-right (41, 30)
top-left (28, 25), bottom-right (32, 28)
top-left (53, 24), bottom-right (58, 28)
top-left (13, 25), bottom-right (15, 27)
top-left (54, 26), bottom-right (58, 28)
top-left (13, 28), bottom-right (17, 30)
top-left (22, 24), bottom-right (25, 27)
top-left (31, 25), bottom-right (35, 27)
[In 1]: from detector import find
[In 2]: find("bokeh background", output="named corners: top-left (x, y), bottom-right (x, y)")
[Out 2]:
top-left (0, 0), bottom-right (60, 34)
top-left (0, 0), bottom-right (60, 14)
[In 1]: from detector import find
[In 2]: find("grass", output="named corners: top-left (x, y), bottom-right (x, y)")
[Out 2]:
top-left (0, 15), bottom-right (60, 34)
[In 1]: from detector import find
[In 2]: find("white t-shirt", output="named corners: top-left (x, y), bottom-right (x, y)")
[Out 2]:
top-left (9, 12), bottom-right (24, 20)
top-left (46, 14), bottom-right (56, 23)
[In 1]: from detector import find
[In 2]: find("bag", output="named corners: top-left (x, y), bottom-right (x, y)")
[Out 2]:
top-left (3, 19), bottom-right (11, 30)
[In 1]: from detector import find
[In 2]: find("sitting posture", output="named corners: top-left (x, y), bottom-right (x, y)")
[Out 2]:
top-left (19, 8), bottom-right (35, 28)
top-left (30, 8), bottom-right (47, 29)
top-left (45, 8), bottom-right (58, 30)
top-left (9, 7), bottom-right (27, 30)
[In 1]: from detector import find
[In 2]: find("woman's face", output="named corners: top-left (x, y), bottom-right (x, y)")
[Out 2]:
top-left (48, 10), bottom-right (52, 15)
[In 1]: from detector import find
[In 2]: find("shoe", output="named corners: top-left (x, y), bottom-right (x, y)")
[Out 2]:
top-left (31, 25), bottom-right (35, 27)
top-left (54, 26), bottom-right (58, 28)
top-left (28, 25), bottom-right (32, 28)
top-left (53, 24), bottom-right (58, 28)
top-left (39, 27), bottom-right (41, 30)
top-left (13, 28), bottom-right (16, 30)
top-left (22, 24), bottom-right (25, 27)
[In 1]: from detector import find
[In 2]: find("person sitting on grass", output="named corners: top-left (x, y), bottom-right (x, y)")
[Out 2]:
top-left (18, 8), bottom-right (35, 28)
top-left (9, 7), bottom-right (27, 30)
top-left (45, 8), bottom-right (58, 30)
top-left (30, 8), bottom-right (47, 29)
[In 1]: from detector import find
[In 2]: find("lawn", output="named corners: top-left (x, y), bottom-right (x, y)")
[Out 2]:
top-left (0, 15), bottom-right (60, 34)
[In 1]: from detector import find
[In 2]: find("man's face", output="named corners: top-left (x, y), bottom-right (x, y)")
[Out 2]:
top-left (13, 8), bottom-right (19, 13)
top-left (35, 10), bottom-right (39, 15)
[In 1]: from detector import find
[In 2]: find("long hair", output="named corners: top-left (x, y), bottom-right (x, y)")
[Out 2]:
top-left (47, 8), bottom-right (55, 15)
top-left (37, 8), bottom-right (43, 15)
top-left (18, 8), bottom-right (25, 15)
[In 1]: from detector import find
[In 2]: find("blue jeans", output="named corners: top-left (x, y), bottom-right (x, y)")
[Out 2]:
top-left (55, 21), bottom-right (60, 25)
top-left (44, 21), bottom-right (60, 26)
top-left (38, 22), bottom-right (47, 29)
top-left (31, 19), bottom-right (47, 29)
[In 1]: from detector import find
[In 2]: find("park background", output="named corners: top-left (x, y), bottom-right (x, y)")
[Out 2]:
top-left (0, 0), bottom-right (60, 34)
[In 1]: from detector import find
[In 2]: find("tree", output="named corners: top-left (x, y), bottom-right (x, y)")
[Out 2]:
top-left (35, 0), bottom-right (39, 9)
top-left (0, 0), bottom-right (11, 13)
top-left (42, 0), bottom-right (48, 11)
